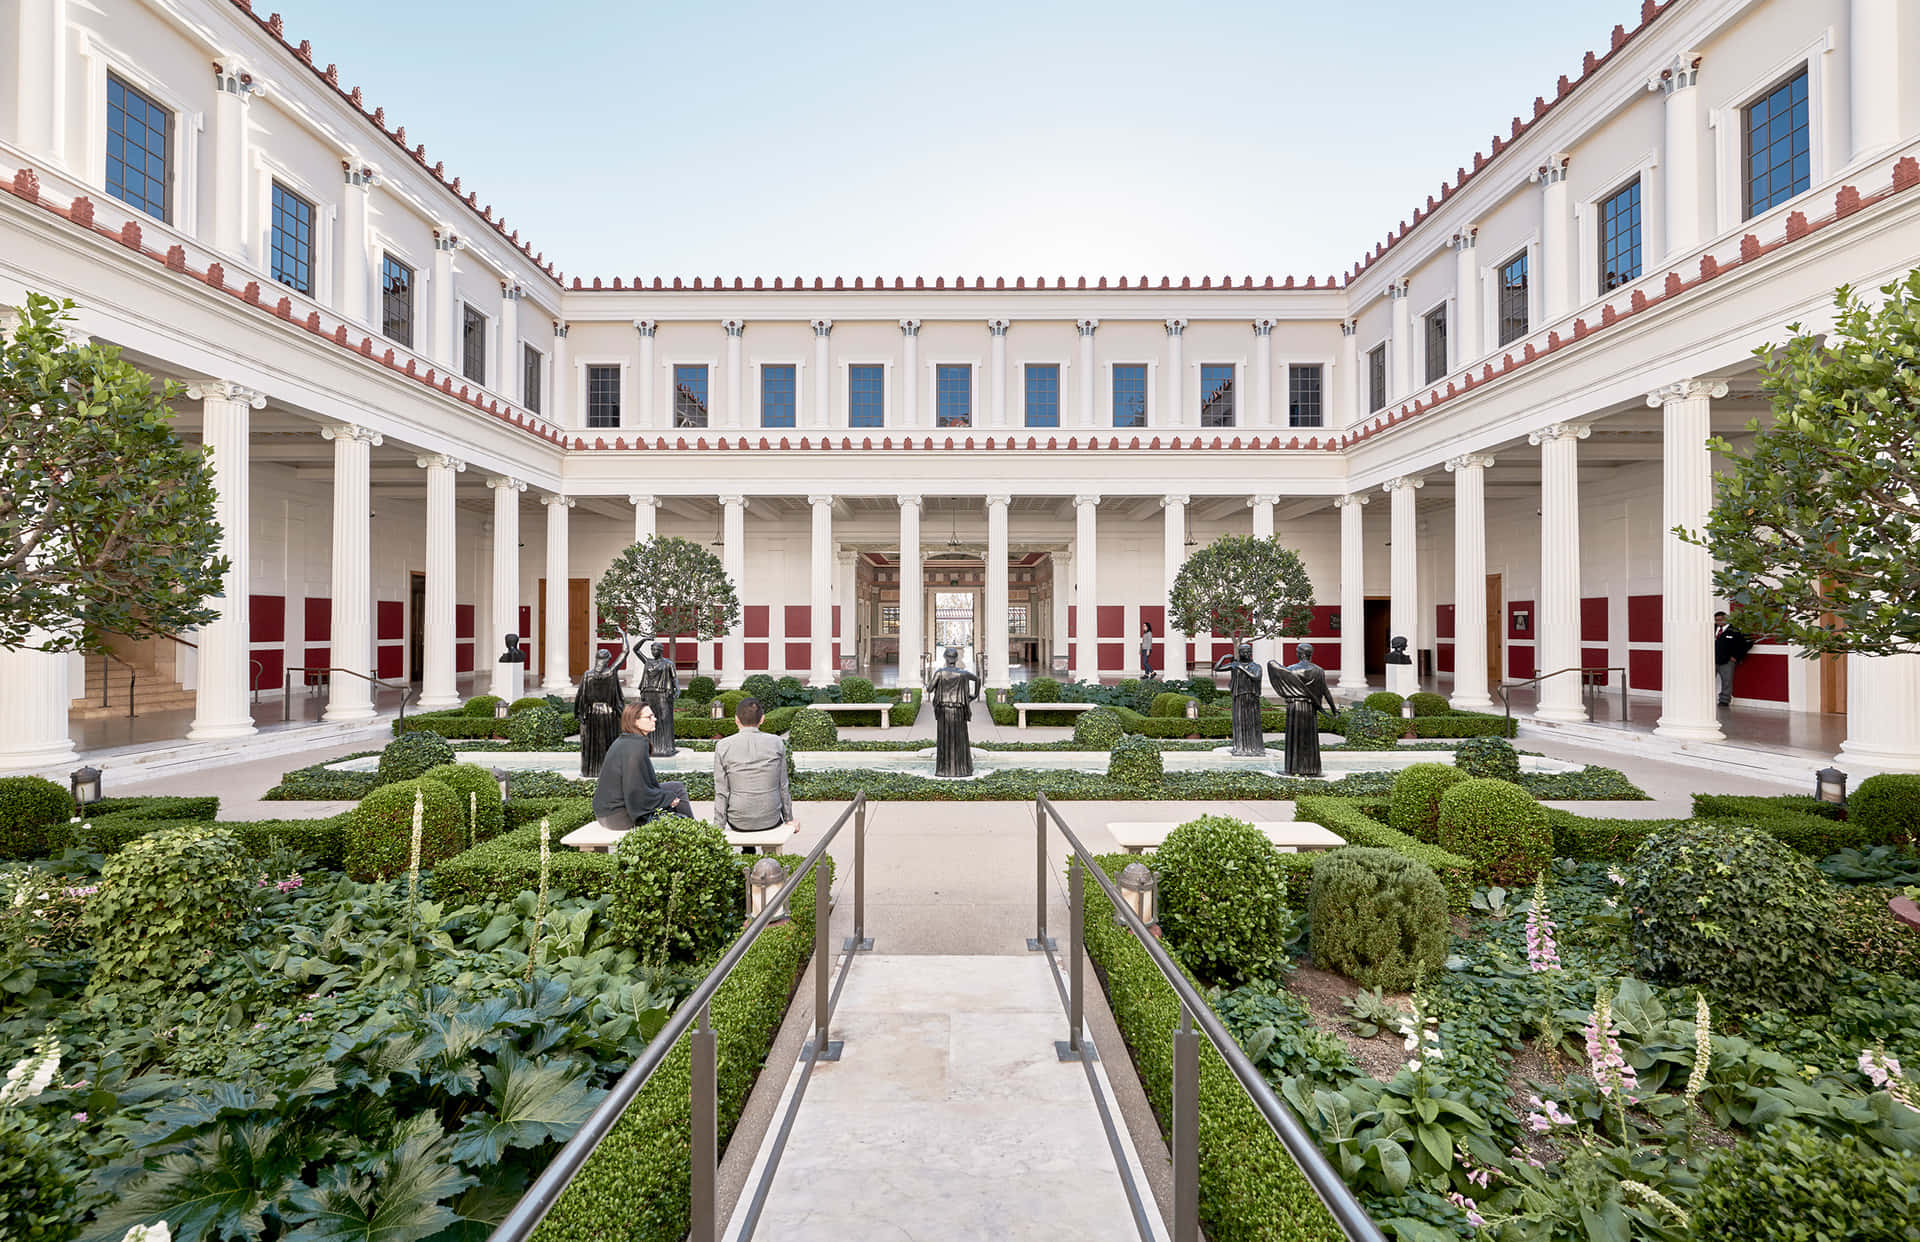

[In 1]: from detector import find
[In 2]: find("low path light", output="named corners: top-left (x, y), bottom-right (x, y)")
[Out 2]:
top-left (491, 766), bottom-right (511, 804)
top-left (69, 765), bottom-right (102, 810)
top-left (1117, 860), bottom-right (1160, 936)
top-left (1815, 765), bottom-right (1848, 806)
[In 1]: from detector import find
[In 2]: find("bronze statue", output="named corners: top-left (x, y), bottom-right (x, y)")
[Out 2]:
top-left (1386, 635), bottom-right (1412, 665)
top-left (637, 640), bottom-right (679, 757)
top-left (926, 645), bottom-right (981, 778)
top-left (498, 632), bottom-right (529, 702)
top-left (1267, 643), bottom-right (1338, 777)
top-left (574, 647), bottom-right (627, 777)
top-left (1212, 642), bottom-right (1266, 757)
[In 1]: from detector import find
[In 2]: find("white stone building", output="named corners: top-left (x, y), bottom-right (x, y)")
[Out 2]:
top-left (2, 0), bottom-right (1919, 775)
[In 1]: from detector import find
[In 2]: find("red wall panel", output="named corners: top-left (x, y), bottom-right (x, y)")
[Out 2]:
top-left (1508, 644), bottom-right (1535, 679)
top-left (1580, 597), bottom-right (1609, 642)
top-left (455, 604), bottom-right (475, 640)
top-left (251, 647), bottom-right (284, 691)
top-left (1140, 604), bottom-right (1165, 633)
top-left (1734, 652), bottom-right (1789, 701)
top-left (303, 597), bottom-right (331, 641)
top-left (1098, 642), bottom-right (1124, 671)
top-left (301, 647), bottom-right (329, 683)
top-left (1581, 646), bottom-right (1611, 684)
top-left (1279, 640), bottom-right (1341, 671)
top-left (1212, 640), bottom-right (1236, 662)
top-left (1627, 594), bottom-right (1663, 644)
top-left (1508, 600), bottom-right (1535, 641)
top-left (1435, 604), bottom-right (1455, 640)
top-left (517, 605), bottom-right (532, 639)
top-left (1436, 642), bottom-right (1455, 673)
top-left (376, 645), bottom-right (403, 678)
top-left (784, 641), bottom-right (810, 670)
top-left (1309, 604), bottom-right (1341, 638)
top-left (1629, 649), bottom-right (1662, 691)
top-left (1097, 605), bottom-right (1123, 639)
top-left (745, 642), bottom-right (769, 671)
top-left (833, 605), bottom-right (840, 639)
top-left (736, 605), bottom-right (767, 639)
top-left (250, 594), bottom-right (286, 643)
top-left (456, 642), bottom-right (474, 674)
top-left (377, 601), bottom-right (404, 642)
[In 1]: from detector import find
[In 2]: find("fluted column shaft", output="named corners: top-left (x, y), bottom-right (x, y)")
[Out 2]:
top-left (634, 321), bottom-right (657, 427)
top-left (341, 168), bottom-right (374, 324)
top-left (323, 424), bottom-right (379, 722)
top-left (810, 320), bottom-right (831, 429)
top-left (1385, 478), bottom-right (1423, 696)
top-left (498, 285), bottom-right (519, 394)
top-left (1446, 454), bottom-right (1495, 709)
top-left (1537, 158), bottom-right (1572, 321)
top-left (1451, 231), bottom-right (1479, 364)
top-left (988, 320), bottom-right (1009, 429)
top-left (542, 496), bottom-right (574, 692)
top-left (724, 320), bottom-right (746, 430)
top-left (488, 476), bottom-right (525, 701)
top-left (1840, 654), bottom-right (1920, 774)
top-left (417, 454), bottom-right (464, 709)
top-left (900, 321), bottom-right (920, 429)
top-left (1651, 382), bottom-right (1726, 739)
top-left (1164, 321), bottom-right (1186, 428)
top-left (1050, 553), bottom-right (1071, 676)
top-left (550, 324), bottom-right (570, 426)
top-left (1532, 422), bottom-right (1589, 721)
top-left (1162, 495), bottom-right (1189, 678)
top-left (898, 496), bottom-right (924, 684)
top-left (1340, 321), bottom-right (1360, 429)
top-left (1073, 496), bottom-right (1100, 682)
top-left (432, 235), bottom-right (458, 370)
top-left (1650, 58), bottom-right (1705, 258)
top-left (1336, 494), bottom-right (1369, 690)
top-left (211, 65), bottom-right (252, 259)
top-left (185, 382), bottom-right (263, 739)
top-left (0, 644), bottom-right (76, 772)
top-left (1249, 495), bottom-right (1279, 669)
top-left (1076, 321), bottom-right (1098, 428)
top-left (1388, 283), bottom-right (1412, 401)
top-left (720, 496), bottom-right (746, 687)
top-left (810, 495), bottom-right (836, 684)
top-left (986, 495), bottom-right (1011, 687)
top-left (1252, 321), bottom-right (1274, 427)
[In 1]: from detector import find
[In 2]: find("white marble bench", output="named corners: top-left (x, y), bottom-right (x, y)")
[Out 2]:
top-left (1106, 819), bottom-right (1346, 855)
top-left (812, 702), bottom-right (894, 729)
top-left (561, 822), bottom-right (799, 853)
top-left (1014, 701), bottom-right (1101, 727)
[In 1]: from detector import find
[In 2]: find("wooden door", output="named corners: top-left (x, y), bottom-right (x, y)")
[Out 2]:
top-left (535, 577), bottom-right (593, 680)
top-left (1485, 573), bottom-right (1504, 688)
top-left (408, 572), bottom-right (426, 684)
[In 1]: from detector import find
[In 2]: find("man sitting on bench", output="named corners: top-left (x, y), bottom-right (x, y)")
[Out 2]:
top-left (713, 697), bottom-right (796, 854)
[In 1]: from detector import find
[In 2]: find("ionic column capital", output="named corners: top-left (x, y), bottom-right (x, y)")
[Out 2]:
top-left (342, 162), bottom-right (380, 188)
top-left (1164, 318), bottom-right (1188, 336)
top-left (487, 475), bottom-right (528, 492)
top-left (633, 319), bottom-right (657, 336)
top-left (628, 493), bottom-right (659, 508)
top-left (541, 493), bottom-right (576, 509)
top-left (985, 493), bottom-right (1012, 509)
top-left (212, 62), bottom-right (263, 99)
top-left (808, 493), bottom-right (836, 509)
top-left (899, 319), bottom-right (921, 336)
top-left (808, 319), bottom-right (831, 337)
top-left (320, 423), bottom-right (383, 446)
top-left (1445, 453), bottom-right (1497, 472)
top-left (1332, 492), bottom-right (1371, 508)
top-left (502, 282), bottom-right (522, 301)
top-left (1161, 494), bottom-right (1190, 509)
top-left (717, 494), bottom-right (747, 509)
top-left (186, 380), bottom-right (267, 407)
top-left (1073, 493), bottom-right (1102, 509)
top-left (1647, 52), bottom-right (1703, 94)
top-left (1076, 318), bottom-right (1099, 336)
top-left (1386, 279), bottom-right (1410, 300)
top-left (553, 323), bottom-right (569, 339)
top-left (1340, 320), bottom-right (1357, 337)
top-left (415, 453), bottom-right (466, 472)
top-left (1248, 494), bottom-right (1282, 507)
top-left (433, 231), bottom-right (463, 253)
top-left (1381, 475), bottom-right (1425, 494)
top-left (897, 493), bottom-right (923, 510)
top-left (1645, 379), bottom-right (1728, 407)
top-left (724, 319), bottom-right (747, 337)
top-left (1529, 154), bottom-right (1572, 186)
top-left (986, 318), bottom-right (1010, 336)
top-left (1527, 422), bottom-right (1591, 446)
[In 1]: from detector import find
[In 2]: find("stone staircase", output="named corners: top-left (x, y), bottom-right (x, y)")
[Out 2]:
top-left (69, 641), bottom-right (196, 720)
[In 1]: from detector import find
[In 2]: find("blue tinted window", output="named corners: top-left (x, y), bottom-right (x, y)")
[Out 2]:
top-left (1599, 179), bottom-right (1642, 290)
top-left (1745, 69), bottom-right (1810, 217)
top-left (1288, 364), bottom-right (1323, 427)
top-left (586, 365), bottom-right (620, 428)
top-left (381, 254), bottom-right (414, 347)
top-left (673, 364), bottom-right (709, 427)
top-left (1112, 364), bottom-right (1147, 427)
top-left (936, 364), bottom-right (971, 427)
top-left (760, 364), bottom-right (796, 427)
top-left (1199, 363), bottom-right (1235, 427)
top-left (270, 182), bottom-right (314, 294)
top-left (1024, 364), bottom-right (1060, 427)
top-left (1498, 252), bottom-right (1528, 346)
top-left (849, 364), bottom-right (884, 427)
top-left (106, 75), bottom-right (172, 222)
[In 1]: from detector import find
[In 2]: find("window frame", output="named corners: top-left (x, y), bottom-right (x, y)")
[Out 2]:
top-left (79, 34), bottom-right (203, 234)
top-left (1741, 66), bottom-right (1812, 220)
top-left (582, 363), bottom-right (622, 429)
top-left (1421, 303), bottom-right (1448, 386)
top-left (1198, 362), bottom-right (1237, 428)
top-left (523, 343), bottom-right (544, 414)
top-left (933, 362), bottom-right (974, 429)
top-left (846, 362), bottom-right (886, 429)
top-left (380, 252), bottom-right (416, 348)
top-left (1709, 33), bottom-right (1831, 233)
top-left (1496, 250), bottom-right (1529, 347)
top-left (104, 71), bottom-right (175, 224)
top-left (1285, 361), bottom-right (1326, 428)
top-left (671, 362), bottom-right (713, 429)
top-left (1366, 344), bottom-right (1387, 414)
top-left (1021, 361), bottom-right (1064, 428)
top-left (267, 179), bottom-right (315, 296)
top-left (461, 303), bottom-right (488, 386)
top-left (758, 361), bottom-right (799, 429)
top-left (1110, 362), bottom-right (1150, 429)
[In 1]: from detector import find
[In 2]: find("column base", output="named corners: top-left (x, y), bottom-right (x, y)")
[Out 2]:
top-left (1652, 718), bottom-right (1726, 743)
top-left (416, 694), bottom-right (463, 711)
top-left (322, 704), bottom-right (378, 725)
top-left (1534, 706), bottom-right (1591, 724)
top-left (1449, 695), bottom-right (1495, 712)
top-left (1835, 739), bottom-right (1920, 776)
top-left (811, 667), bottom-right (837, 688)
top-left (187, 719), bottom-right (259, 741)
top-left (0, 739), bottom-right (81, 774)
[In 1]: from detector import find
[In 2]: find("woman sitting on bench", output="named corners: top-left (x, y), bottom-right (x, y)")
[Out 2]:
top-left (593, 702), bottom-right (691, 831)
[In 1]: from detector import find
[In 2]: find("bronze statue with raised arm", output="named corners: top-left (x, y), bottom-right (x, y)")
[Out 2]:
top-left (636, 639), bottom-right (679, 757)
top-left (1212, 641), bottom-right (1266, 756)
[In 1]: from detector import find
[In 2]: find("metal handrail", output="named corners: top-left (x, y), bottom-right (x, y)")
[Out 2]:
top-left (95, 649), bottom-right (135, 718)
top-left (1495, 664), bottom-right (1627, 722)
top-left (1033, 793), bottom-right (1386, 1242)
top-left (489, 791), bottom-right (869, 1242)
top-left (283, 665), bottom-right (413, 727)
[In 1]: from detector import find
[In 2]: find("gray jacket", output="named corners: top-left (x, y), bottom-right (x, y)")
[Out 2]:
top-left (713, 725), bottom-right (793, 831)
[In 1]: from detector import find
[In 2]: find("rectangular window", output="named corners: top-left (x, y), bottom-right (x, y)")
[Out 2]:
top-left (585, 364), bottom-right (621, 428)
top-left (523, 344), bottom-right (542, 413)
top-left (1599, 178), bottom-right (1643, 291)
top-left (880, 604), bottom-right (900, 636)
top-left (462, 305), bottom-right (487, 385)
top-left (381, 254), bottom-right (414, 347)
top-left (848, 364), bottom-right (884, 428)
top-left (1008, 603), bottom-right (1030, 634)
top-left (936, 364), bottom-right (971, 427)
top-left (1498, 251), bottom-right (1529, 346)
top-left (269, 182), bottom-right (314, 295)
top-left (673, 364), bottom-right (710, 427)
top-left (1423, 305), bottom-right (1448, 385)
top-left (760, 363), bottom-right (796, 428)
top-left (1112, 363), bottom-right (1147, 428)
top-left (1024, 363), bottom-right (1060, 427)
top-left (1199, 363), bottom-right (1235, 427)
top-left (1744, 68), bottom-right (1810, 218)
top-left (106, 74), bottom-right (172, 223)
top-left (1288, 364), bottom-right (1324, 427)
top-left (1367, 345), bottom-right (1386, 413)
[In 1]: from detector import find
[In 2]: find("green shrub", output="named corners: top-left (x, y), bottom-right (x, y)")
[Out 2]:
top-left (378, 731), bottom-right (455, 783)
top-left (266, 762), bottom-right (380, 801)
top-left (888, 692), bottom-right (919, 728)
top-left (1152, 816), bottom-right (1295, 986)
top-left (685, 675), bottom-right (718, 703)
top-left (419, 763), bottom-right (506, 847)
top-left (740, 673), bottom-right (779, 704)
top-left (716, 689), bottom-right (748, 718)
top-left (1542, 807), bottom-right (1666, 860)
top-left (1434, 778), bottom-right (1550, 885)
top-left (1406, 691), bottom-right (1450, 717)
top-left (1108, 734), bottom-right (1164, 788)
top-left (1026, 677), bottom-right (1062, 703)
top-left (0, 1116), bottom-right (85, 1242)
top-left (0, 775), bottom-right (75, 859)
top-left (343, 778), bottom-right (463, 882)
top-left (1690, 793), bottom-right (1873, 855)
top-left (508, 769), bottom-right (581, 800)
top-left (787, 707), bottom-right (838, 750)
top-left (774, 675), bottom-right (809, 706)
top-left (839, 675), bottom-right (876, 703)
top-left (464, 694), bottom-right (503, 717)
top-left (1831, 884), bottom-right (1920, 977)
top-left (761, 705), bottom-right (799, 734)
top-left (1362, 691), bottom-right (1405, 715)
top-left (1408, 713), bottom-right (1518, 738)
top-left (1453, 736), bottom-right (1521, 782)
top-left (224, 814), bottom-right (350, 867)
top-left (504, 703), bottom-right (566, 749)
top-left (1387, 763), bottom-right (1468, 842)
top-left (1150, 690), bottom-right (1193, 718)
top-left (610, 817), bottom-right (743, 966)
top-left (82, 823), bottom-right (251, 1000)
top-left (1625, 820), bottom-right (1840, 1011)
top-left (1335, 706), bottom-right (1401, 749)
top-left (502, 796), bottom-right (598, 833)
top-left (1690, 1121), bottom-right (1920, 1242)
top-left (1073, 707), bottom-right (1125, 748)
top-left (1848, 774), bottom-right (1920, 846)
top-left (1295, 797), bottom-right (1475, 912)
top-left (508, 695), bottom-right (547, 713)
top-left (436, 820), bottom-right (617, 903)
top-left (1307, 847), bottom-right (1448, 991)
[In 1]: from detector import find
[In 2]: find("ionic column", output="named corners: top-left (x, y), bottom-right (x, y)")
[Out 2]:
top-left (322, 424), bottom-right (381, 723)
top-left (1445, 454), bottom-right (1496, 710)
top-left (432, 232), bottom-right (460, 370)
top-left (1250, 494), bottom-right (1279, 670)
top-left (1387, 280), bottom-right (1412, 401)
top-left (719, 495), bottom-right (747, 687)
top-left (541, 494), bottom-right (574, 692)
top-left (1839, 654), bottom-right (1920, 775)
top-left (837, 550), bottom-right (859, 677)
top-left (1451, 229), bottom-right (1479, 364)
top-left (498, 284), bottom-right (520, 395)
top-left (1073, 495), bottom-right (1100, 682)
top-left (724, 320), bottom-right (747, 430)
top-left (340, 165), bottom-right (376, 324)
top-left (1164, 320), bottom-right (1187, 427)
top-left (487, 476), bottom-right (526, 702)
top-left (900, 321), bottom-right (921, 429)
top-left (809, 495), bottom-right (836, 684)
top-left (898, 495), bottom-right (924, 684)
top-left (183, 381), bottom-right (264, 739)
top-left (986, 494), bottom-right (1011, 687)
top-left (1050, 552), bottom-right (1071, 676)
top-left (1384, 477), bottom-right (1423, 696)
top-left (14, 0), bottom-right (64, 166)
top-left (1851, 0), bottom-right (1901, 161)
top-left (416, 453), bottom-right (466, 709)
top-left (1649, 380), bottom-right (1727, 740)
top-left (811, 320), bottom-right (832, 429)
top-left (1252, 320), bottom-right (1275, 427)
top-left (1335, 493), bottom-right (1369, 690)
top-left (0, 644), bottom-right (76, 772)
top-left (634, 321), bottom-right (657, 427)
top-left (630, 492), bottom-right (658, 543)
top-left (1532, 155), bottom-right (1572, 321)
top-left (1162, 495), bottom-right (1189, 678)
top-left (210, 62), bottom-right (257, 259)
top-left (1076, 320), bottom-right (1099, 428)
top-left (550, 323), bottom-right (570, 426)
top-left (987, 320), bottom-right (1010, 428)
top-left (1340, 321), bottom-right (1360, 429)
top-left (1530, 422), bottom-right (1590, 721)
top-left (1647, 56), bottom-right (1705, 258)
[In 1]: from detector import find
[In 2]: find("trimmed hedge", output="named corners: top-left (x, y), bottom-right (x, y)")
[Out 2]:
top-left (77, 811), bottom-right (348, 866)
top-left (685, 675), bottom-right (718, 703)
top-left (1386, 762), bottom-right (1468, 842)
top-left (1691, 793), bottom-right (1878, 856)
top-left (1108, 735), bottom-right (1164, 788)
top-left (670, 714), bottom-right (740, 740)
top-left (343, 778), bottom-right (463, 881)
top-left (504, 704), bottom-right (567, 749)
top-left (1851, 774), bottom-right (1920, 846)
top-left (1026, 676), bottom-right (1062, 702)
top-left (435, 817), bottom-right (614, 904)
top-left (1408, 712), bottom-right (1517, 739)
top-left (378, 731), bottom-right (456, 780)
top-left (888, 691), bottom-right (920, 728)
top-left (1153, 816), bottom-right (1297, 986)
top-left (1308, 847), bottom-right (1449, 991)
top-left (465, 694), bottom-right (503, 716)
top-left (1690, 1121), bottom-right (1920, 1242)
top-left (394, 711), bottom-right (502, 740)
top-left (1151, 690), bottom-right (1194, 717)
top-left (1073, 707), bottom-right (1125, 748)
top-left (788, 708), bottom-right (839, 750)
top-left (1542, 807), bottom-right (1668, 861)
top-left (503, 796), bottom-right (597, 833)
top-left (1406, 691), bottom-right (1451, 717)
top-left (1081, 855), bottom-right (1346, 1242)
top-left (1453, 735), bottom-right (1522, 781)
top-left (1294, 797), bottom-right (1475, 912)
top-left (1832, 884), bottom-right (1920, 977)
top-left (420, 762), bottom-right (507, 847)
top-left (839, 675), bottom-right (876, 703)
top-left (1435, 778), bottom-right (1551, 885)
top-left (0, 775), bottom-right (75, 858)
top-left (611, 818), bottom-right (743, 966)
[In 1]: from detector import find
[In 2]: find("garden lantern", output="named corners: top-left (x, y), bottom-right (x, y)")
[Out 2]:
top-left (491, 766), bottom-right (511, 804)
top-left (746, 856), bottom-right (789, 923)
top-left (493, 699), bottom-right (510, 721)
top-left (1401, 697), bottom-right (1417, 738)
top-left (69, 765), bottom-right (102, 810)
top-left (710, 698), bottom-right (726, 720)
top-left (1117, 861), bottom-right (1160, 936)
top-left (1815, 765), bottom-right (1848, 806)
top-left (1184, 698), bottom-right (1200, 721)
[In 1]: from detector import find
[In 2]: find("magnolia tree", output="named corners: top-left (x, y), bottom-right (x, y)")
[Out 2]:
top-left (1, 293), bottom-right (226, 652)
top-left (1686, 272), bottom-right (1920, 657)
top-left (1167, 534), bottom-right (1316, 645)
top-left (593, 536), bottom-right (741, 658)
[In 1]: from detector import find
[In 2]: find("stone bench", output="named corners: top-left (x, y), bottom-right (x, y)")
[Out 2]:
top-left (812, 702), bottom-right (894, 730)
top-left (1106, 819), bottom-right (1346, 854)
top-left (562, 821), bottom-right (798, 853)
top-left (1014, 701), bottom-right (1101, 727)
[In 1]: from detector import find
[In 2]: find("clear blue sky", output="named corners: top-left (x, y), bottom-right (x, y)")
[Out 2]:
top-left (279, 0), bottom-right (1644, 283)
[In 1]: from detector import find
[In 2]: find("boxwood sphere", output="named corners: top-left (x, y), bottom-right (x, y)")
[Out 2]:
top-left (787, 707), bottom-right (838, 750)
top-left (1406, 691), bottom-right (1451, 718)
top-left (1435, 778), bottom-right (1550, 885)
top-left (1073, 706), bottom-right (1125, 748)
top-left (611, 816), bottom-right (743, 966)
top-left (1362, 691), bottom-right (1406, 715)
top-left (1453, 736), bottom-right (1522, 783)
top-left (0, 775), bottom-right (76, 859)
top-left (345, 777), bottom-right (463, 881)
top-left (1308, 846), bottom-right (1449, 991)
top-left (1388, 762), bottom-right (1469, 842)
top-left (1107, 734), bottom-right (1163, 788)
top-left (378, 731), bottom-right (455, 783)
top-left (1152, 815), bottom-right (1295, 986)
top-left (420, 762), bottom-right (506, 845)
